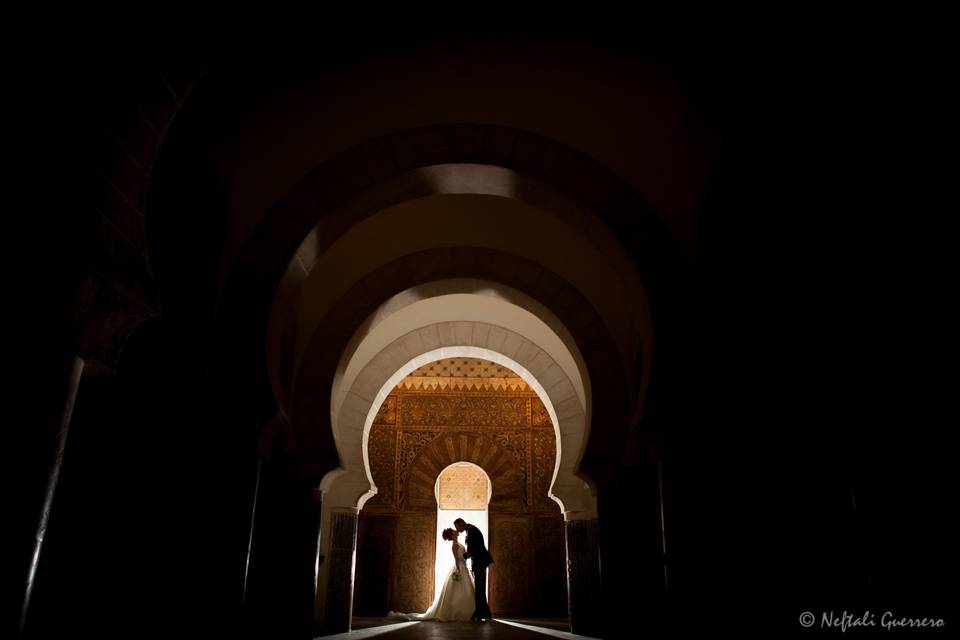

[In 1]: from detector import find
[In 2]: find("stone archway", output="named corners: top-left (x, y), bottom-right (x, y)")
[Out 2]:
top-left (353, 352), bottom-right (570, 619)
top-left (246, 125), bottom-right (692, 474)
top-left (321, 282), bottom-right (598, 513)
top-left (315, 325), bottom-right (595, 627)
top-left (269, 171), bottom-right (653, 413)
top-left (221, 126), bottom-right (689, 633)
top-left (228, 127), bottom-right (684, 636)
top-left (291, 250), bottom-right (630, 489)
top-left (70, 43), bottom-right (711, 640)
top-left (295, 259), bottom-right (631, 633)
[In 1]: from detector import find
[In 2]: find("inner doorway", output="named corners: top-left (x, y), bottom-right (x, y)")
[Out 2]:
top-left (352, 355), bottom-right (569, 619)
top-left (433, 462), bottom-right (491, 599)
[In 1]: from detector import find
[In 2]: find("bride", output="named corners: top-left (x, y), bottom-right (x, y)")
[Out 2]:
top-left (388, 527), bottom-right (475, 621)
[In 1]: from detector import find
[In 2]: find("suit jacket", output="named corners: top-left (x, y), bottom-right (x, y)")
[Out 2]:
top-left (462, 524), bottom-right (494, 568)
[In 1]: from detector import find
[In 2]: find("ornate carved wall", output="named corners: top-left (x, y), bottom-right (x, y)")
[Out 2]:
top-left (354, 358), bottom-right (568, 617)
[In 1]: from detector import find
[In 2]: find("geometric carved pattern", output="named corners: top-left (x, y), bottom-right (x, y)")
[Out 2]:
top-left (408, 358), bottom-right (516, 378)
top-left (532, 397), bottom-right (552, 428)
top-left (397, 430), bottom-right (439, 508)
top-left (401, 358), bottom-right (529, 392)
top-left (367, 429), bottom-right (396, 507)
top-left (373, 396), bottom-right (397, 425)
top-left (489, 431), bottom-right (529, 509)
top-left (392, 514), bottom-right (437, 612)
top-left (360, 358), bottom-right (565, 615)
top-left (399, 395), bottom-right (528, 428)
top-left (397, 377), bottom-right (530, 392)
top-left (489, 516), bottom-right (531, 616)
top-left (438, 463), bottom-right (489, 509)
top-left (368, 386), bottom-right (558, 513)
top-left (489, 431), bottom-right (528, 470)
top-left (403, 433), bottom-right (516, 510)
top-left (532, 430), bottom-right (557, 507)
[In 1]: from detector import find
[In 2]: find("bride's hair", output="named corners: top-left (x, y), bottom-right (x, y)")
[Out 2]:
top-left (441, 528), bottom-right (457, 541)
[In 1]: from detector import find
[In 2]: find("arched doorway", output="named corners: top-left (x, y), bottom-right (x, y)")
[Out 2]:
top-left (434, 462), bottom-right (490, 601)
top-left (351, 356), bottom-right (571, 621)
top-left (153, 119), bottom-right (682, 637)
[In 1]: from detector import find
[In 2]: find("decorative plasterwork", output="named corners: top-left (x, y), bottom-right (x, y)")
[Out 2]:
top-left (398, 358), bottom-right (529, 392)
top-left (369, 359), bottom-right (557, 513)
top-left (437, 463), bottom-right (489, 510)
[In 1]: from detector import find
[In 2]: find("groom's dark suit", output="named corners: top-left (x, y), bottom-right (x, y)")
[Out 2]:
top-left (462, 524), bottom-right (493, 619)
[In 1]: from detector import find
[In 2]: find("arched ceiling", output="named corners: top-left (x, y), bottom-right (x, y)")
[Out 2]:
top-left (269, 188), bottom-right (651, 416)
top-left (329, 284), bottom-right (589, 425)
top-left (315, 284), bottom-right (598, 518)
top-left (139, 44), bottom-right (701, 509)
top-left (207, 39), bottom-right (713, 292)
top-left (288, 193), bottom-right (647, 380)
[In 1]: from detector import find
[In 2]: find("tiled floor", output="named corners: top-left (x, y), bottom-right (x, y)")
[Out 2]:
top-left (314, 618), bottom-right (598, 639)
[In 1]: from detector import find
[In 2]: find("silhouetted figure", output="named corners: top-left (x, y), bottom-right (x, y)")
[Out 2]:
top-left (454, 518), bottom-right (494, 620)
top-left (388, 528), bottom-right (475, 621)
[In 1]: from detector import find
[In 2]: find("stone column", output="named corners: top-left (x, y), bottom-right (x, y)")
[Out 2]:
top-left (241, 458), bottom-right (323, 637)
top-left (595, 451), bottom-right (667, 637)
top-left (241, 458), bottom-right (263, 608)
top-left (565, 517), bottom-right (602, 636)
top-left (322, 510), bottom-right (359, 633)
top-left (19, 354), bottom-right (84, 634)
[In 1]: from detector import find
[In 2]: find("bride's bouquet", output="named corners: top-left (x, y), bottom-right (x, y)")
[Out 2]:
top-left (452, 570), bottom-right (462, 582)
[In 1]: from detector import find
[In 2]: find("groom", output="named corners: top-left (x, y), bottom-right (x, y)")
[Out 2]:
top-left (454, 518), bottom-right (493, 620)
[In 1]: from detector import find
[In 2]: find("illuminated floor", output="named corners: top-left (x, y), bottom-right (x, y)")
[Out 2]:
top-left (315, 618), bottom-right (597, 639)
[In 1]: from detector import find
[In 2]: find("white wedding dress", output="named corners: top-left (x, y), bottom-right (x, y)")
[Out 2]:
top-left (388, 542), bottom-right (476, 622)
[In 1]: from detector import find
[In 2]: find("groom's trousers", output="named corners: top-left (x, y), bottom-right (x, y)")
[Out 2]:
top-left (472, 564), bottom-right (492, 619)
